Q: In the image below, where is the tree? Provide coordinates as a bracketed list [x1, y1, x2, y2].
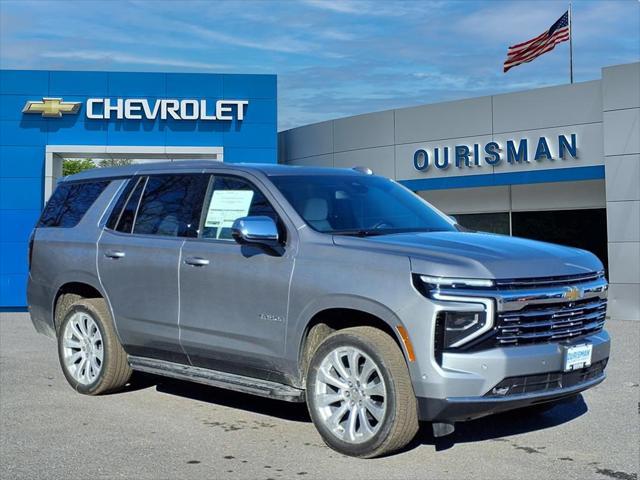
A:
[62, 158, 95, 176]
[98, 158, 134, 168]
[62, 158, 134, 176]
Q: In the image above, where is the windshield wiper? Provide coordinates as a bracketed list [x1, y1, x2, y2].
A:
[331, 229, 387, 237]
[332, 227, 448, 237]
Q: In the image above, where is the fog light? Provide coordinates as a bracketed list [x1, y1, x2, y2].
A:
[492, 386, 510, 396]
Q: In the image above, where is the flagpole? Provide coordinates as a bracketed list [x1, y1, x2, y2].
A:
[569, 2, 574, 83]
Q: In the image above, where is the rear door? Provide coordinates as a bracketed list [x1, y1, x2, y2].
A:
[178, 173, 296, 381]
[98, 173, 209, 363]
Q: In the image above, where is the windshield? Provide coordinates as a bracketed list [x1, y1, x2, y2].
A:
[269, 174, 456, 236]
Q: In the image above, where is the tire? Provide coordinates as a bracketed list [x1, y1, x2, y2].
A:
[57, 298, 132, 395]
[305, 326, 419, 458]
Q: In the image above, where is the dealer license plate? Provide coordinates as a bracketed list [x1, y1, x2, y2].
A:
[564, 344, 593, 372]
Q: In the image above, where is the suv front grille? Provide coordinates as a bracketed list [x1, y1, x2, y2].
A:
[496, 297, 607, 346]
[494, 271, 604, 289]
[434, 271, 608, 354]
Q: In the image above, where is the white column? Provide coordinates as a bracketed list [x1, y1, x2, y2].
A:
[602, 63, 640, 321]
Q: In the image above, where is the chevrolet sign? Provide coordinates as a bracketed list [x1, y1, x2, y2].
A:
[22, 97, 249, 121]
[86, 98, 248, 121]
[22, 98, 82, 118]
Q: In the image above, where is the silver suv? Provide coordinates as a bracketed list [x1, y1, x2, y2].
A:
[28, 162, 610, 458]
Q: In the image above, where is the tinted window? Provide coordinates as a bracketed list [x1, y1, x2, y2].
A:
[201, 176, 279, 240]
[38, 180, 110, 228]
[270, 175, 454, 235]
[133, 174, 209, 237]
[106, 177, 139, 230]
[116, 177, 146, 233]
[513, 209, 608, 271]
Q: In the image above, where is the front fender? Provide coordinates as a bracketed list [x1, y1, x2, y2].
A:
[290, 293, 409, 365]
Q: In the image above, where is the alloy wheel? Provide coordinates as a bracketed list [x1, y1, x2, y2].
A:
[62, 312, 104, 385]
[312, 346, 387, 444]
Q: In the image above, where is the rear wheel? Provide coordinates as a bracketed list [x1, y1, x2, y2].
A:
[306, 326, 419, 458]
[57, 298, 132, 395]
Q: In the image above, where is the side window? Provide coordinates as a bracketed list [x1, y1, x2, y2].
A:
[132, 174, 209, 238]
[116, 177, 146, 233]
[106, 177, 139, 230]
[37, 180, 110, 228]
[201, 176, 280, 241]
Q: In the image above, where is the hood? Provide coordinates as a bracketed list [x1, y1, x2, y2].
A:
[332, 231, 603, 279]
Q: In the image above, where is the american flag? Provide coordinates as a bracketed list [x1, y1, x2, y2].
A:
[504, 11, 570, 73]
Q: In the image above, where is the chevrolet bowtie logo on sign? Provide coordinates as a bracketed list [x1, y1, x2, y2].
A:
[20, 97, 248, 121]
[22, 98, 82, 118]
[564, 286, 582, 302]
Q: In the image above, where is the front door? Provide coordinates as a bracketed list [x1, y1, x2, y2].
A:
[98, 173, 209, 363]
[179, 173, 296, 381]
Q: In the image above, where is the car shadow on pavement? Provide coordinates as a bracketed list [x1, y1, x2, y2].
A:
[145, 374, 311, 423]
[119, 371, 165, 393]
[124, 373, 588, 451]
[410, 395, 589, 452]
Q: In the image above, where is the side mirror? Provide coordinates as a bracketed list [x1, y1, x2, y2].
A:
[448, 215, 458, 224]
[231, 216, 279, 247]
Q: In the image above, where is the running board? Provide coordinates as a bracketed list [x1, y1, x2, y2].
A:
[128, 356, 305, 403]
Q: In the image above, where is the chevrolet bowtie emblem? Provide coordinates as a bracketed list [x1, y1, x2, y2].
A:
[22, 98, 81, 118]
[564, 286, 582, 302]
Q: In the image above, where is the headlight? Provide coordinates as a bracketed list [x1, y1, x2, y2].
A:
[440, 311, 488, 348]
[420, 275, 494, 289]
[431, 294, 495, 353]
[412, 274, 495, 352]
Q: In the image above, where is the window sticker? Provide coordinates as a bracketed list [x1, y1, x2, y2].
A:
[205, 190, 254, 238]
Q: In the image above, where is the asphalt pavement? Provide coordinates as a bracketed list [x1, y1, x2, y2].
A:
[1, 312, 638, 480]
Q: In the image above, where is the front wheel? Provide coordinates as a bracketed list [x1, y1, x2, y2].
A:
[305, 326, 419, 458]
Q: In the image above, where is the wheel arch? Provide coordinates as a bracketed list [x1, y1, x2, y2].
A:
[52, 280, 107, 332]
[296, 296, 413, 384]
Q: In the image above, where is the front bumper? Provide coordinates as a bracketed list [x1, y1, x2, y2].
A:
[415, 330, 610, 422]
[417, 373, 604, 422]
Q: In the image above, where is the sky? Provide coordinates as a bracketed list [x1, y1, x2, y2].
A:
[1, 0, 638, 131]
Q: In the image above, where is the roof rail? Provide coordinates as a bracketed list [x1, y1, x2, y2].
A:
[352, 166, 373, 175]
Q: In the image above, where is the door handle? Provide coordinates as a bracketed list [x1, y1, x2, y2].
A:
[104, 249, 126, 259]
[184, 256, 210, 267]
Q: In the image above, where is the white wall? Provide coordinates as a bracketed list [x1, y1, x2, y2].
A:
[280, 79, 606, 183]
[602, 63, 640, 321]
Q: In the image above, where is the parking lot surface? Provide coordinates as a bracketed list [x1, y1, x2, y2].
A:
[1, 312, 638, 480]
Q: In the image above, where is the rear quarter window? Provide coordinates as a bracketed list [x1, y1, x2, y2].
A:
[105, 176, 142, 231]
[37, 180, 110, 228]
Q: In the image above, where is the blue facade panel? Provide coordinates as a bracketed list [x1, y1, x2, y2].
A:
[48, 71, 109, 96]
[166, 73, 224, 97]
[1, 178, 44, 210]
[0, 146, 44, 178]
[107, 72, 167, 97]
[0, 69, 277, 307]
[222, 74, 276, 98]
[0, 70, 49, 95]
[0, 210, 40, 242]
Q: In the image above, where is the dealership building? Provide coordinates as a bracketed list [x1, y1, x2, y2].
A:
[1, 62, 638, 321]
[279, 62, 639, 321]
